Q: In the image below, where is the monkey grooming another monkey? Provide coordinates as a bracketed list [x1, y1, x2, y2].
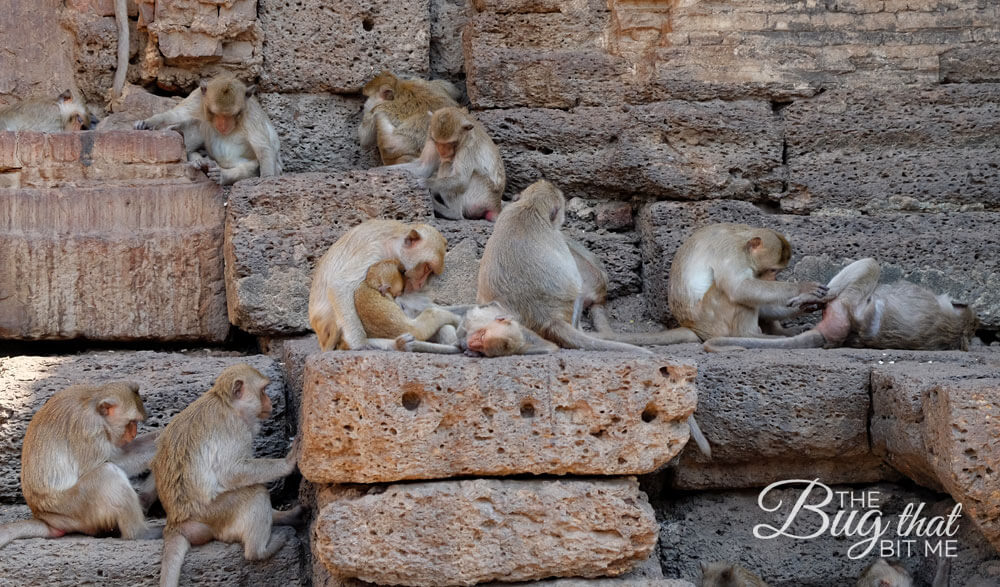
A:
[477, 180, 650, 354]
[0, 91, 95, 132]
[309, 220, 448, 351]
[700, 561, 769, 587]
[350, 259, 461, 350]
[704, 258, 978, 352]
[598, 223, 826, 346]
[391, 107, 505, 221]
[0, 382, 158, 550]
[359, 71, 461, 165]
[152, 364, 302, 587]
[134, 75, 282, 185]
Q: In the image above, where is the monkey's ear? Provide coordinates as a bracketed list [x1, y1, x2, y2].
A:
[746, 236, 763, 251]
[126, 382, 140, 394]
[245, 85, 258, 98]
[550, 206, 560, 223]
[58, 90, 73, 103]
[495, 316, 513, 324]
[200, 80, 209, 94]
[461, 121, 474, 132]
[231, 378, 245, 399]
[378, 284, 391, 295]
[404, 229, 421, 247]
[951, 301, 969, 309]
[699, 562, 708, 572]
[98, 399, 118, 418]
[380, 86, 394, 101]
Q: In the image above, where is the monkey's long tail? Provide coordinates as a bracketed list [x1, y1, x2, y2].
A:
[703, 330, 826, 352]
[597, 327, 702, 346]
[686, 415, 712, 459]
[0, 519, 54, 549]
[159, 527, 191, 587]
[547, 321, 654, 355]
[113, 0, 128, 99]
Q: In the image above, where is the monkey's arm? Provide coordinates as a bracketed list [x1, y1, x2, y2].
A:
[113, 431, 159, 476]
[358, 100, 378, 148]
[388, 138, 439, 178]
[426, 153, 474, 193]
[395, 335, 462, 354]
[135, 90, 201, 130]
[224, 456, 296, 489]
[207, 158, 260, 186]
[246, 101, 282, 177]
[725, 277, 826, 308]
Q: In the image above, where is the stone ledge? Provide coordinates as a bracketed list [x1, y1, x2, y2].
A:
[312, 478, 658, 587]
[0, 181, 228, 341]
[0, 352, 288, 503]
[0, 506, 303, 586]
[298, 351, 697, 484]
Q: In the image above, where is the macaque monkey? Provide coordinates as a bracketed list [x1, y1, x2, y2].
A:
[392, 107, 505, 221]
[358, 71, 460, 165]
[0, 382, 158, 549]
[704, 258, 979, 352]
[309, 220, 448, 351]
[598, 223, 826, 346]
[152, 364, 302, 587]
[477, 180, 650, 354]
[135, 75, 282, 185]
[0, 91, 95, 132]
[400, 301, 559, 356]
[350, 259, 461, 350]
[700, 561, 769, 587]
[855, 559, 915, 587]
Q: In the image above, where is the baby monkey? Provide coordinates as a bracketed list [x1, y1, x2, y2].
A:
[353, 259, 460, 350]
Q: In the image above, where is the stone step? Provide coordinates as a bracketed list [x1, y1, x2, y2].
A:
[311, 478, 658, 587]
[0, 505, 304, 586]
[0, 351, 289, 502]
[0, 135, 227, 341]
[297, 351, 697, 483]
[0, 130, 191, 188]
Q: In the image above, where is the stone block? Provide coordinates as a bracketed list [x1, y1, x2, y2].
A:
[259, 0, 430, 93]
[0, 352, 287, 503]
[313, 478, 658, 586]
[941, 46, 1000, 83]
[0, 505, 302, 586]
[657, 483, 1000, 586]
[872, 361, 1000, 551]
[0, 181, 228, 341]
[783, 85, 1000, 213]
[655, 346, 893, 489]
[257, 93, 378, 173]
[478, 101, 783, 203]
[0, 130, 190, 187]
[299, 351, 697, 483]
[223, 170, 432, 335]
[637, 199, 1000, 330]
[430, 0, 468, 79]
[158, 30, 223, 62]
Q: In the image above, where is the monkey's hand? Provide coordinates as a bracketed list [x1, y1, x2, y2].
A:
[133, 119, 152, 130]
[395, 333, 417, 351]
[788, 283, 830, 308]
[285, 435, 301, 468]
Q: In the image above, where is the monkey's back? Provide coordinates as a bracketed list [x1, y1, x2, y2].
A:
[478, 205, 579, 331]
[0, 100, 61, 132]
[152, 393, 253, 525]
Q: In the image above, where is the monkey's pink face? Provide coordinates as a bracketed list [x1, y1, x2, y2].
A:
[404, 263, 434, 293]
[118, 420, 139, 447]
[257, 387, 273, 420]
[212, 114, 237, 135]
[435, 141, 456, 163]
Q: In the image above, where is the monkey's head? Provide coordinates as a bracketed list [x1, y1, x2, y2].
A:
[944, 299, 979, 351]
[463, 303, 526, 357]
[428, 107, 474, 164]
[515, 180, 566, 227]
[857, 558, 912, 587]
[365, 259, 405, 298]
[201, 76, 253, 136]
[363, 71, 398, 102]
[57, 90, 93, 131]
[211, 364, 273, 423]
[94, 381, 146, 448]
[397, 224, 447, 293]
[745, 228, 792, 280]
